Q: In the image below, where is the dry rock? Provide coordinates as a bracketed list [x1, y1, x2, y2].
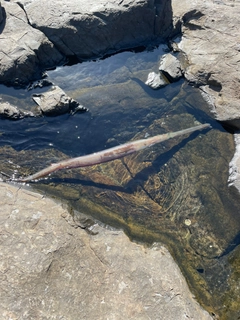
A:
[159, 53, 183, 81]
[19, 0, 172, 59]
[145, 71, 168, 89]
[172, 0, 240, 127]
[0, 181, 212, 320]
[0, 1, 64, 86]
[0, 0, 172, 86]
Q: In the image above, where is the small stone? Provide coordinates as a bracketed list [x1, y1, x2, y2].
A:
[184, 218, 192, 226]
[145, 71, 168, 89]
[159, 53, 183, 81]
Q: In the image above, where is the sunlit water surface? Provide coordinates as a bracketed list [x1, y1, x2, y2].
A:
[0, 46, 240, 318]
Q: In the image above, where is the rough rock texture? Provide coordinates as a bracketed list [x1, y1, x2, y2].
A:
[171, 0, 240, 194]
[159, 53, 183, 81]
[32, 85, 87, 116]
[19, 0, 172, 59]
[0, 182, 212, 320]
[0, 101, 26, 119]
[0, 0, 172, 86]
[145, 71, 168, 89]
[0, 1, 64, 86]
[172, 0, 240, 127]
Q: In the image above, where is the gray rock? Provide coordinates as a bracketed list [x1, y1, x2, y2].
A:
[145, 71, 168, 89]
[159, 53, 183, 81]
[171, 0, 240, 195]
[0, 101, 34, 119]
[17, 0, 172, 60]
[32, 85, 87, 116]
[172, 0, 240, 127]
[0, 181, 213, 320]
[0, 1, 64, 86]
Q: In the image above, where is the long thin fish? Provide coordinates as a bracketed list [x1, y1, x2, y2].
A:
[13, 123, 210, 183]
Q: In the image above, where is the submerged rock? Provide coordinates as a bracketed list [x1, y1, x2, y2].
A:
[0, 101, 34, 119]
[32, 85, 87, 116]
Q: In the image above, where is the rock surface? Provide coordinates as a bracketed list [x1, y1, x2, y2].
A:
[145, 71, 168, 89]
[0, 101, 29, 119]
[159, 53, 183, 81]
[172, 0, 240, 128]
[0, 181, 212, 320]
[171, 0, 240, 194]
[20, 0, 172, 59]
[32, 85, 87, 116]
[0, 1, 64, 86]
[0, 0, 172, 86]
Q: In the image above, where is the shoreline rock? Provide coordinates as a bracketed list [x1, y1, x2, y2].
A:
[0, 0, 173, 87]
[0, 181, 213, 320]
[0, 1, 65, 87]
[171, 0, 240, 192]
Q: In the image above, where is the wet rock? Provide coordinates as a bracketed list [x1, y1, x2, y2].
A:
[145, 71, 168, 89]
[32, 85, 87, 116]
[0, 1, 65, 87]
[0, 181, 213, 320]
[159, 53, 183, 82]
[0, 101, 34, 119]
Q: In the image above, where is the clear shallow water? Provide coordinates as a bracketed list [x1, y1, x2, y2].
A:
[0, 46, 240, 318]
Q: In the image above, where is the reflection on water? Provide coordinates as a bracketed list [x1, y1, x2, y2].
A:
[0, 46, 240, 319]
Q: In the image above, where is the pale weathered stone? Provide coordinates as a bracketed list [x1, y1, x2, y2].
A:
[171, 0, 240, 193]
[172, 0, 240, 127]
[145, 71, 168, 89]
[159, 53, 183, 81]
[0, 181, 212, 320]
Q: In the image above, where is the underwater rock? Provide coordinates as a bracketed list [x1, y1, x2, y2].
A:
[0, 101, 34, 120]
[145, 71, 169, 89]
[32, 85, 87, 116]
[159, 53, 183, 82]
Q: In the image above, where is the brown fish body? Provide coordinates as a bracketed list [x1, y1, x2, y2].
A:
[15, 123, 210, 182]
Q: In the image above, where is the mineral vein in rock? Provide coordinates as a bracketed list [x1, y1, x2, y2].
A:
[14, 123, 210, 183]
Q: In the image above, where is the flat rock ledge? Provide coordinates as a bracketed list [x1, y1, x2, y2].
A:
[0, 181, 212, 320]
